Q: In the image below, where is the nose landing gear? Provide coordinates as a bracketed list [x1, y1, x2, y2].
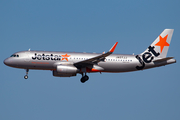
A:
[24, 69, 29, 79]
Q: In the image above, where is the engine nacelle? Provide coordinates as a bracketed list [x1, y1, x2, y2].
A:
[53, 65, 78, 77]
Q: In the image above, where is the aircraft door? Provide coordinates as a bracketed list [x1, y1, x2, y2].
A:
[24, 52, 30, 62]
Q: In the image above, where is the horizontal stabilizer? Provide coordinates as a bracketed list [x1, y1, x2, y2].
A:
[153, 57, 174, 62]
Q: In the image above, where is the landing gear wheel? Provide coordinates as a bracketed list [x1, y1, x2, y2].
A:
[80, 75, 89, 83]
[80, 78, 86, 83]
[24, 75, 28, 79]
[84, 75, 89, 80]
[24, 69, 29, 79]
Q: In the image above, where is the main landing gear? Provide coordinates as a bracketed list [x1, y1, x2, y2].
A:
[24, 69, 29, 79]
[80, 73, 89, 83]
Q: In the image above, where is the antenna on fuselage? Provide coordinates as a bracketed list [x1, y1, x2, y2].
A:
[28, 48, 31, 51]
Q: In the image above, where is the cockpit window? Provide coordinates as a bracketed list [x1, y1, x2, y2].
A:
[10, 54, 19, 57]
[10, 55, 15, 57]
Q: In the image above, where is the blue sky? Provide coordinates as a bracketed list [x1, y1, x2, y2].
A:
[0, 0, 180, 120]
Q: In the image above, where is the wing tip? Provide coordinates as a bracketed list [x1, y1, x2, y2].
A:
[109, 42, 118, 53]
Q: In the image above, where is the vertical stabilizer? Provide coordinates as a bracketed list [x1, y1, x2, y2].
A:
[141, 29, 174, 58]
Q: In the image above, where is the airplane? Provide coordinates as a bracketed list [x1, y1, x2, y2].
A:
[4, 29, 176, 83]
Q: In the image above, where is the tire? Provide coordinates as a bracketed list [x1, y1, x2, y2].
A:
[80, 78, 86, 83]
[84, 75, 89, 80]
[24, 75, 28, 79]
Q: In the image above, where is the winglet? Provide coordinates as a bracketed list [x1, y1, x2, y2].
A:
[109, 42, 118, 53]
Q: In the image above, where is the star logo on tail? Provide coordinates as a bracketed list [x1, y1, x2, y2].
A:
[61, 54, 71, 61]
[155, 35, 169, 53]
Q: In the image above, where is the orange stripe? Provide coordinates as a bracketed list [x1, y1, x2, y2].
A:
[86, 68, 103, 72]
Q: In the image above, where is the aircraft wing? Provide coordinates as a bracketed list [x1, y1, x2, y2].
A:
[74, 42, 118, 68]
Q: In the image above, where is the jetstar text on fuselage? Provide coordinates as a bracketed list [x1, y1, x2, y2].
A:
[32, 53, 62, 61]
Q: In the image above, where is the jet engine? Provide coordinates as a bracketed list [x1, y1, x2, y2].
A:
[53, 65, 78, 77]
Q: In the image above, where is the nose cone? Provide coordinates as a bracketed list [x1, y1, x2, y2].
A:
[4, 58, 11, 66]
